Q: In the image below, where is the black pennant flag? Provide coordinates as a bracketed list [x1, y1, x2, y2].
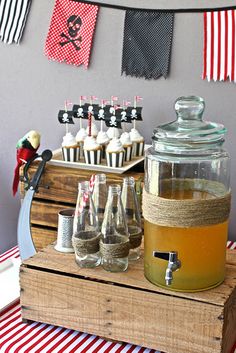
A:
[122, 11, 174, 80]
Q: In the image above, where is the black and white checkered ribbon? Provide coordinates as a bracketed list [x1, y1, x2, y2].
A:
[122, 11, 174, 80]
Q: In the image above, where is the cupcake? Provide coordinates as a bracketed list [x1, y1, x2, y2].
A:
[86, 122, 98, 138]
[106, 138, 125, 168]
[62, 132, 80, 162]
[76, 128, 87, 158]
[96, 131, 110, 159]
[120, 132, 133, 162]
[129, 128, 145, 157]
[83, 136, 102, 165]
[107, 127, 120, 140]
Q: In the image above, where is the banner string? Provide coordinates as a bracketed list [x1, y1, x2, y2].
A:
[70, 0, 236, 13]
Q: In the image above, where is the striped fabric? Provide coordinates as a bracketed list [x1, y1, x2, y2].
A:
[84, 149, 101, 165]
[0, 245, 20, 263]
[132, 142, 144, 157]
[0, 244, 235, 353]
[203, 10, 236, 82]
[0, 0, 31, 44]
[62, 147, 80, 162]
[123, 145, 132, 162]
[106, 151, 124, 168]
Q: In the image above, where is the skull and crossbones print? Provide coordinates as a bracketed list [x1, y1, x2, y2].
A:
[88, 105, 94, 114]
[110, 116, 117, 126]
[59, 15, 82, 51]
[62, 112, 69, 123]
[121, 110, 127, 121]
[98, 108, 105, 119]
[77, 107, 84, 118]
[131, 108, 137, 119]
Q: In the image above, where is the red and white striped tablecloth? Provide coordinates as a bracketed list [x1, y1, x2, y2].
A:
[0, 244, 236, 353]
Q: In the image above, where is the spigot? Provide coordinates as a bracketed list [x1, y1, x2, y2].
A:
[153, 251, 181, 286]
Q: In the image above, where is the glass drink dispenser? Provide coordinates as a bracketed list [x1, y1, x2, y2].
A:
[143, 96, 231, 292]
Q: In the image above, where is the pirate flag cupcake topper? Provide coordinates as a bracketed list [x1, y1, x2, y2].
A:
[73, 95, 87, 128]
[130, 95, 143, 130]
[58, 100, 74, 133]
[74, 96, 88, 147]
[98, 99, 109, 131]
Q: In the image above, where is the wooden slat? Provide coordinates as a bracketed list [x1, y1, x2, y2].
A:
[226, 250, 236, 265]
[20, 162, 144, 204]
[31, 201, 73, 228]
[222, 286, 236, 353]
[20, 267, 224, 353]
[22, 245, 236, 307]
[31, 227, 57, 251]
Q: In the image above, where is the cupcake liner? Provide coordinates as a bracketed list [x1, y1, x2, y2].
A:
[62, 146, 80, 162]
[106, 151, 124, 167]
[124, 145, 133, 162]
[132, 141, 144, 157]
[100, 143, 109, 159]
[78, 141, 85, 159]
[84, 149, 102, 165]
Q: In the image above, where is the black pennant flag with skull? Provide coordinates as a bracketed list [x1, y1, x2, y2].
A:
[58, 110, 74, 124]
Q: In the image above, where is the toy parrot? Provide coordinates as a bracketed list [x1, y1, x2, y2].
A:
[12, 130, 41, 196]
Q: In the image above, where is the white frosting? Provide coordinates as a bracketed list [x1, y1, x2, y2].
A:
[86, 123, 98, 137]
[84, 136, 100, 151]
[120, 132, 132, 146]
[76, 128, 87, 143]
[107, 127, 120, 139]
[106, 137, 124, 153]
[96, 131, 110, 145]
[129, 128, 144, 142]
[62, 132, 77, 147]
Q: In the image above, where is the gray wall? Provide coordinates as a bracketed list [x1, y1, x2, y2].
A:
[1, 0, 236, 253]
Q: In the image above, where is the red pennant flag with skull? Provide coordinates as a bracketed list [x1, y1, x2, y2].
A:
[44, 0, 99, 68]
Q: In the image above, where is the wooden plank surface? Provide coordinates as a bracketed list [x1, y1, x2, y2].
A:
[31, 201, 73, 228]
[222, 286, 236, 353]
[20, 267, 224, 353]
[22, 245, 236, 306]
[31, 227, 57, 251]
[20, 163, 144, 204]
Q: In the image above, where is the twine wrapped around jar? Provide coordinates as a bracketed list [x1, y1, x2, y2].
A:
[72, 232, 100, 257]
[100, 236, 130, 259]
[129, 231, 143, 249]
[142, 179, 231, 228]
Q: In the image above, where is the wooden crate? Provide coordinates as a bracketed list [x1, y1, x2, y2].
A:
[20, 162, 144, 251]
[20, 246, 236, 353]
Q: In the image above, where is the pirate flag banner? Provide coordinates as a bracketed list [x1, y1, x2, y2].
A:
[202, 9, 236, 82]
[121, 11, 174, 80]
[44, 0, 99, 68]
[0, 0, 32, 44]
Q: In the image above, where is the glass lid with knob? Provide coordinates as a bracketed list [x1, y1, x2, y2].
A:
[152, 96, 227, 153]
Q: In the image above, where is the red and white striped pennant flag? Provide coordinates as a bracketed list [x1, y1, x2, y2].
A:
[203, 10, 236, 82]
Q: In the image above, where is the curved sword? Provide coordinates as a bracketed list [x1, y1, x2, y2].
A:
[17, 150, 52, 261]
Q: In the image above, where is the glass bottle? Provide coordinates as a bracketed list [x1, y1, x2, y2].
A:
[72, 181, 101, 268]
[121, 177, 142, 260]
[144, 96, 230, 292]
[91, 174, 108, 231]
[101, 184, 130, 272]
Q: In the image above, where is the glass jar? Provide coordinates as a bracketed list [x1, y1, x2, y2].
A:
[72, 181, 101, 268]
[121, 177, 142, 260]
[143, 96, 231, 292]
[101, 184, 130, 272]
[91, 174, 108, 231]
